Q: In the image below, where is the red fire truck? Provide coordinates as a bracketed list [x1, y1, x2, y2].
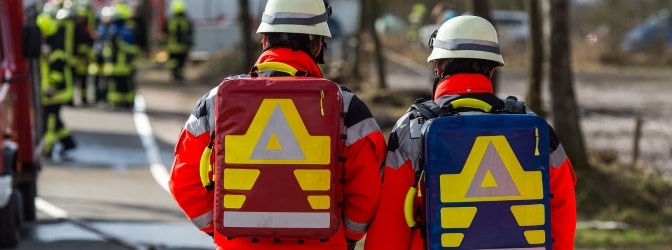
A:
[0, 0, 43, 247]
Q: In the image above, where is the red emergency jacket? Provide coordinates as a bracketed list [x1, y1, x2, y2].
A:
[169, 48, 386, 250]
[364, 74, 577, 250]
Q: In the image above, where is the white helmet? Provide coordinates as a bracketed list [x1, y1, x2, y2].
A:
[427, 15, 504, 66]
[256, 0, 332, 38]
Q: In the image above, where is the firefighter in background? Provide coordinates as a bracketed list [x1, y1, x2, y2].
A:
[162, 0, 193, 83]
[75, 0, 97, 37]
[37, 12, 77, 156]
[102, 1, 139, 109]
[407, 3, 426, 45]
[72, 2, 94, 105]
[88, 5, 115, 105]
[52, 2, 78, 107]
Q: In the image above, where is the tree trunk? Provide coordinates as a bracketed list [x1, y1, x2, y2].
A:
[525, 0, 545, 117]
[369, 0, 387, 89]
[549, 0, 589, 169]
[470, 0, 499, 93]
[238, 0, 255, 71]
[350, 0, 366, 86]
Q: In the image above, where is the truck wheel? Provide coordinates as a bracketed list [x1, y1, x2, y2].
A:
[17, 179, 37, 222]
[0, 191, 23, 248]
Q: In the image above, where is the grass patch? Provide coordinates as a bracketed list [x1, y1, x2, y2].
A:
[576, 228, 672, 249]
[573, 149, 672, 248]
[577, 150, 672, 228]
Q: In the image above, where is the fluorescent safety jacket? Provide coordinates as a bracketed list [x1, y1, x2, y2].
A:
[102, 20, 138, 77]
[41, 19, 75, 105]
[364, 74, 577, 250]
[169, 48, 386, 250]
[163, 13, 193, 54]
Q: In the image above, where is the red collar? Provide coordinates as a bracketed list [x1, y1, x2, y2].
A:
[254, 48, 323, 78]
[434, 74, 494, 100]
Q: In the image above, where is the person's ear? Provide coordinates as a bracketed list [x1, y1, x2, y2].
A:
[312, 38, 324, 57]
[261, 36, 268, 48]
[435, 60, 444, 77]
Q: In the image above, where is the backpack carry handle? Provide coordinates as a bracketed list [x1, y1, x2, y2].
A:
[199, 142, 214, 190]
[404, 187, 418, 228]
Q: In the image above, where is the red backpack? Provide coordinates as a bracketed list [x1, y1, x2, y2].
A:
[203, 76, 345, 240]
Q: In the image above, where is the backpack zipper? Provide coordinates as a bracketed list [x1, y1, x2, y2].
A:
[534, 128, 540, 156]
[320, 90, 325, 116]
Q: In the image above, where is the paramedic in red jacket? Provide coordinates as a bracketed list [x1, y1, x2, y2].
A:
[364, 16, 577, 250]
[168, 0, 386, 249]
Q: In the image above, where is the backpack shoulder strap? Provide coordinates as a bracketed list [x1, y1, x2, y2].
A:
[409, 98, 442, 120]
[499, 96, 527, 114]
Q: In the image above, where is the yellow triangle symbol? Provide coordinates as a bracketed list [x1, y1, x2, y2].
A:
[265, 133, 283, 150]
[480, 170, 498, 188]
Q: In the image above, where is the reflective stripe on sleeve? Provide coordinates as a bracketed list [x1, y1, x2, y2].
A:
[386, 113, 423, 172]
[550, 144, 568, 168]
[344, 216, 369, 234]
[342, 90, 354, 114]
[223, 212, 330, 228]
[345, 117, 380, 146]
[185, 87, 217, 137]
[185, 114, 209, 137]
[385, 147, 407, 170]
[191, 209, 214, 230]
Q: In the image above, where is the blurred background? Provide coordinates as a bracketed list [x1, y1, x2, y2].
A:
[2, 0, 672, 249]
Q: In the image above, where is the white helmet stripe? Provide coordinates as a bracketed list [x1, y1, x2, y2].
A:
[432, 38, 501, 55]
[262, 11, 329, 25]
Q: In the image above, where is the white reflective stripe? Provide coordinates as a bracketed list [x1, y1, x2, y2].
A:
[385, 149, 407, 171]
[432, 38, 501, 54]
[345, 117, 380, 146]
[550, 144, 568, 168]
[185, 114, 209, 137]
[191, 210, 214, 230]
[342, 91, 354, 113]
[185, 87, 217, 137]
[262, 11, 329, 25]
[223, 211, 330, 228]
[344, 216, 369, 233]
[389, 113, 424, 172]
[0, 176, 12, 207]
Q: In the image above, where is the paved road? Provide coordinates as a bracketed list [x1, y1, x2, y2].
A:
[16, 88, 213, 249]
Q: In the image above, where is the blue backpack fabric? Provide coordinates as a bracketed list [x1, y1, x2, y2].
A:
[413, 96, 552, 249]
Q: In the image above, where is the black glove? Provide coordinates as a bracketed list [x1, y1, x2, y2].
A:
[346, 238, 358, 250]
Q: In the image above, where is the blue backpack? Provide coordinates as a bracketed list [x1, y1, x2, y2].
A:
[411, 95, 552, 250]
